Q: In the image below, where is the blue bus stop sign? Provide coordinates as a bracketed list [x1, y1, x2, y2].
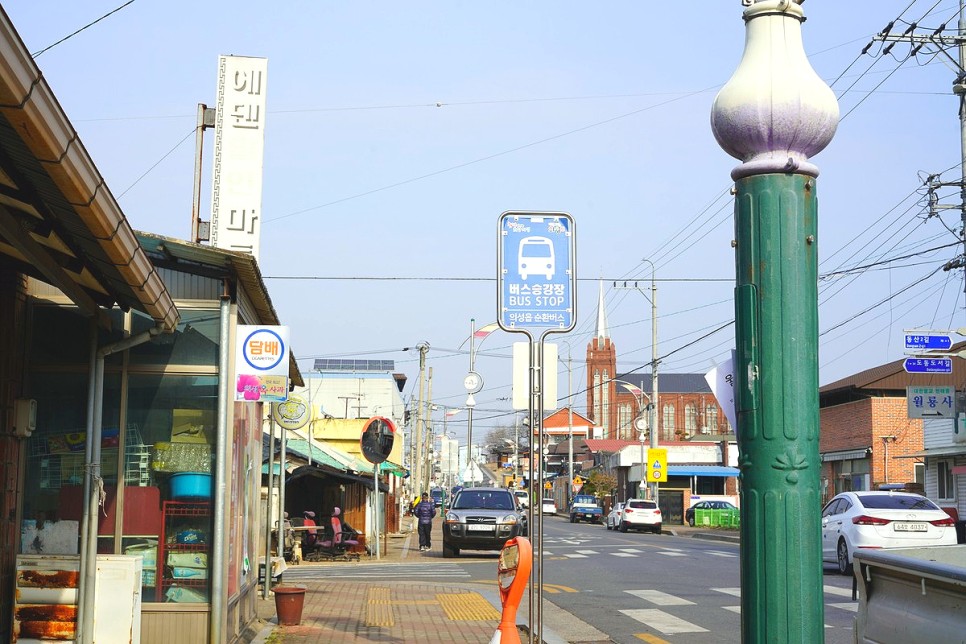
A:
[903, 357, 953, 374]
[498, 212, 576, 333]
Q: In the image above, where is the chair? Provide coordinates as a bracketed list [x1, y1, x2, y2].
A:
[306, 507, 361, 561]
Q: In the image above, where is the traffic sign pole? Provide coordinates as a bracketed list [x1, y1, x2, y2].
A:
[497, 211, 575, 644]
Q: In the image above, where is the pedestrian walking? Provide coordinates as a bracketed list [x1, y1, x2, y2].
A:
[414, 492, 436, 551]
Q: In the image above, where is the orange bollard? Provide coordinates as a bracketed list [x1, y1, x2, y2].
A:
[490, 536, 532, 644]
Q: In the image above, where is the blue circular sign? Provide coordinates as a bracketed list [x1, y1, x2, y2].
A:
[242, 328, 286, 371]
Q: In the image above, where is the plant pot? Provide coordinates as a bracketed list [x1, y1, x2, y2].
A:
[274, 586, 306, 625]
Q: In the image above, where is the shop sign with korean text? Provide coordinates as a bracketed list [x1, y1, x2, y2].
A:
[235, 325, 289, 403]
[906, 386, 955, 419]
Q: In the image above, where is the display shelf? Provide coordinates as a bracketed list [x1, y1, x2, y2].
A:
[157, 500, 210, 602]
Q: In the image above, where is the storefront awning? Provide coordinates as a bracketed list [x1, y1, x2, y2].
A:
[668, 465, 739, 477]
[821, 448, 871, 462]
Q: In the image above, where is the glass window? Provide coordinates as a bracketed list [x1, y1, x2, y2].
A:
[937, 461, 955, 501]
[856, 493, 940, 511]
[129, 309, 221, 366]
[22, 372, 122, 535]
[126, 374, 218, 603]
[706, 405, 718, 433]
[29, 305, 124, 365]
[663, 404, 675, 435]
[685, 404, 697, 433]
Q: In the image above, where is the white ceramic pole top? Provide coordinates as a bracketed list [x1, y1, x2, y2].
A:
[711, 0, 839, 180]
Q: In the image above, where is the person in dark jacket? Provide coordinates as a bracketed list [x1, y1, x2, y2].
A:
[414, 492, 436, 551]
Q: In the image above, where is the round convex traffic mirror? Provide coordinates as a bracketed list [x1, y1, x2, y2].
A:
[360, 416, 395, 464]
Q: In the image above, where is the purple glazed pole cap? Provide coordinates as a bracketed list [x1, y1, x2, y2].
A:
[711, 0, 838, 180]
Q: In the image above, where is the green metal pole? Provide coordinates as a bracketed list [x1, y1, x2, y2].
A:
[734, 173, 823, 643]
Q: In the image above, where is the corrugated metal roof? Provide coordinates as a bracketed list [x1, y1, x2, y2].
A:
[137, 231, 303, 386]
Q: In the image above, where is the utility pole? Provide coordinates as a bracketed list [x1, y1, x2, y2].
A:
[567, 349, 574, 508]
[423, 367, 434, 494]
[614, 260, 658, 503]
[413, 342, 429, 497]
[874, 2, 966, 288]
[712, 1, 837, 642]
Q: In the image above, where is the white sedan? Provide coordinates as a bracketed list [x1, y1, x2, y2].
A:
[541, 498, 557, 515]
[605, 502, 625, 530]
[821, 491, 957, 575]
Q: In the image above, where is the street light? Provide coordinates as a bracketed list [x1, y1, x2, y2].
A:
[614, 379, 651, 499]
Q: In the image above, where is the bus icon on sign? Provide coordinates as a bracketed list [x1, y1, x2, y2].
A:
[518, 236, 555, 280]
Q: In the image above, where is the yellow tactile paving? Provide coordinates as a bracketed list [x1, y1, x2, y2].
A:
[436, 592, 502, 621]
[365, 586, 394, 627]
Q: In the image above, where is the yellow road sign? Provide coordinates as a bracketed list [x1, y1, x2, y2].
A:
[544, 481, 552, 490]
[573, 475, 584, 486]
[647, 448, 668, 483]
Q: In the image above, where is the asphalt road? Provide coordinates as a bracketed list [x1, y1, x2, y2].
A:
[282, 515, 858, 643]
[531, 514, 856, 643]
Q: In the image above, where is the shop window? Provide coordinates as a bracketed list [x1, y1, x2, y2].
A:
[129, 308, 221, 366]
[29, 305, 124, 365]
[126, 374, 218, 603]
[22, 372, 122, 554]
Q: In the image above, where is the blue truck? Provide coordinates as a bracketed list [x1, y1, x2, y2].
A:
[569, 494, 603, 524]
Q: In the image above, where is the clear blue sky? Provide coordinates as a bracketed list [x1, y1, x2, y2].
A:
[6, 2, 963, 445]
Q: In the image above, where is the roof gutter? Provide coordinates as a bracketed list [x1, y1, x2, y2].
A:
[0, 7, 178, 332]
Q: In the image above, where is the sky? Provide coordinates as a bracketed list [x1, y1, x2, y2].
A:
[6, 1, 966, 448]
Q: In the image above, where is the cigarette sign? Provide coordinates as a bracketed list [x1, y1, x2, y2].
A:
[235, 325, 290, 402]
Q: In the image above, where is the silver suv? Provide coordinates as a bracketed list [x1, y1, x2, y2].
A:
[442, 487, 525, 557]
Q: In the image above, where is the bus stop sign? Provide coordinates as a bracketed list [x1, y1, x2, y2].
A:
[498, 211, 576, 333]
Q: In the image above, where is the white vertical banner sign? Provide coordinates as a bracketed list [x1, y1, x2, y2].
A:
[234, 325, 290, 402]
[210, 55, 268, 260]
[705, 350, 737, 435]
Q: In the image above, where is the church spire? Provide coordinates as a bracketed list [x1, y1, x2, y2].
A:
[595, 280, 608, 341]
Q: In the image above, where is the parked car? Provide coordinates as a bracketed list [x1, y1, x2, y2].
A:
[617, 499, 662, 533]
[541, 498, 557, 515]
[686, 500, 738, 526]
[821, 491, 957, 575]
[430, 488, 446, 508]
[442, 487, 526, 558]
[605, 502, 625, 530]
[513, 489, 529, 510]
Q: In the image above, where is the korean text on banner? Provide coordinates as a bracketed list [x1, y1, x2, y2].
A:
[705, 350, 737, 435]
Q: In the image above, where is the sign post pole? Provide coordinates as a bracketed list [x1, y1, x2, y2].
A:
[498, 211, 576, 644]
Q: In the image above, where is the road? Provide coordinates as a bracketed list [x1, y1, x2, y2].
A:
[282, 514, 857, 643]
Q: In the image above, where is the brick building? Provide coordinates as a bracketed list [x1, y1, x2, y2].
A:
[817, 356, 957, 503]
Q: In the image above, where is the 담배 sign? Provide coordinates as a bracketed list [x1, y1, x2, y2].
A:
[498, 211, 576, 332]
[234, 325, 290, 402]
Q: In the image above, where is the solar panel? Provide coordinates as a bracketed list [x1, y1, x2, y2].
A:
[313, 358, 395, 372]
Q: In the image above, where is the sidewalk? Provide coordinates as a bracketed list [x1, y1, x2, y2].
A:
[246, 515, 738, 643]
[248, 515, 528, 644]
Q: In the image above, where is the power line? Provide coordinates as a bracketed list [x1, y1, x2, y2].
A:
[32, 1, 136, 58]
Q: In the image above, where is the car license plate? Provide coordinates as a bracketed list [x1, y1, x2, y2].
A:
[894, 522, 928, 532]
[467, 524, 494, 531]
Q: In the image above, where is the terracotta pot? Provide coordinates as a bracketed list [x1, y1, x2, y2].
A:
[274, 586, 306, 625]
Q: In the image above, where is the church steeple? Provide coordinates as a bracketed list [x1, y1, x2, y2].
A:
[595, 280, 608, 341]
[587, 280, 617, 438]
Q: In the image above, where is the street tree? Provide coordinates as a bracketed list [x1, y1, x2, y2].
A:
[583, 470, 617, 499]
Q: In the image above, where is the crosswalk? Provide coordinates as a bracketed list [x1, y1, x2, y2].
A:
[618, 586, 857, 635]
[280, 562, 471, 581]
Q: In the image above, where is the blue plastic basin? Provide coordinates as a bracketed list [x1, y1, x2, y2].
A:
[170, 472, 212, 499]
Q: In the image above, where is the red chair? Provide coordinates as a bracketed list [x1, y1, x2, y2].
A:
[306, 507, 360, 561]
